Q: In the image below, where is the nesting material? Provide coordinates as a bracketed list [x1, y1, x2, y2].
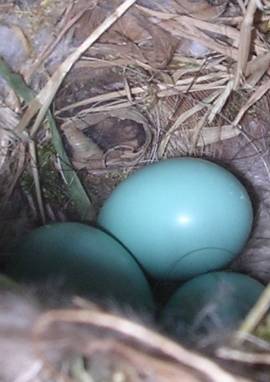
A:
[1, 0, 270, 381]
[0, 283, 255, 382]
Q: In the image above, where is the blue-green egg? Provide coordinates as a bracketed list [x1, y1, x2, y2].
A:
[160, 272, 264, 342]
[5, 223, 154, 310]
[98, 158, 253, 280]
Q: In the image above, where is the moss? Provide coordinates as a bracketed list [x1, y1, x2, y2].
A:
[21, 141, 70, 209]
[37, 141, 69, 205]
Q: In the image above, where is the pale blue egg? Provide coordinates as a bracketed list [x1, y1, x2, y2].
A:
[98, 158, 253, 280]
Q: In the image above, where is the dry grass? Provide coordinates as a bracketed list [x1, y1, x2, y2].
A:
[32, 307, 251, 382]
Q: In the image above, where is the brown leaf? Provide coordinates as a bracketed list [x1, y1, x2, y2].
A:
[74, 2, 177, 68]
[175, 0, 227, 20]
[60, 120, 104, 170]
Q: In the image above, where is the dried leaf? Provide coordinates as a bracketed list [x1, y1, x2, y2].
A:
[75, 4, 177, 68]
[174, 0, 227, 20]
[15, 0, 138, 137]
[70, 107, 152, 169]
[60, 120, 104, 169]
[246, 52, 270, 87]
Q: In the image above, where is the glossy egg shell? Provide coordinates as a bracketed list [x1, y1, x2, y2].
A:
[98, 158, 253, 280]
[6, 223, 154, 310]
[160, 271, 264, 341]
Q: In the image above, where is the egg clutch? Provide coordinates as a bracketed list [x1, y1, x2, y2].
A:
[5, 158, 264, 336]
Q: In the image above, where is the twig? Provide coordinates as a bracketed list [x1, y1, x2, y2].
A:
[237, 0, 247, 13]
[234, 0, 258, 89]
[27, 3, 85, 79]
[3, 142, 26, 204]
[34, 309, 250, 382]
[70, 357, 94, 382]
[217, 347, 270, 365]
[29, 141, 46, 224]
[56, 74, 230, 116]
[208, 79, 234, 123]
[191, 110, 209, 152]
[233, 284, 270, 345]
[14, 361, 43, 382]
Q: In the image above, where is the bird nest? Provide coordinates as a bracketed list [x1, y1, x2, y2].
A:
[1, 0, 270, 381]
